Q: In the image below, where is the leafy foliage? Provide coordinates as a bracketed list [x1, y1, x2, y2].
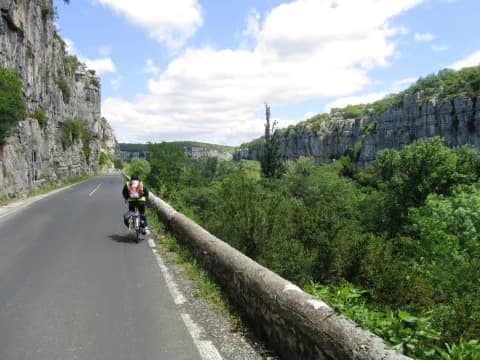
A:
[146, 142, 189, 199]
[60, 118, 92, 161]
[0, 68, 25, 144]
[32, 108, 47, 128]
[406, 67, 480, 102]
[90, 76, 100, 88]
[306, 281, 441, 358]
[125, 157, 151, 181]
[63, 55, 80, 75]
[41, 2, 55, 22]
[332, 104, 368, 120]
[119, 143, 149, 152]
[142, 135, 480, 358]
[261, 103, 284, 178]
[56, 78, 70, 103]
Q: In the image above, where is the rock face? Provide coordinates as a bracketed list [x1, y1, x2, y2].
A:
[0, 0, 117, 198]
[235, 94, 480, 166]
[185, 146, 233, 161]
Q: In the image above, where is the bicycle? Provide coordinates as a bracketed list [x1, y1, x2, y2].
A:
[130, 206, 141, 243]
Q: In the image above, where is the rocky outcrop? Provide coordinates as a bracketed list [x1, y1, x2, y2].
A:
[0, 0, 117, 198]
[185, 146, 233, 161]
[235, 94, 480, 166]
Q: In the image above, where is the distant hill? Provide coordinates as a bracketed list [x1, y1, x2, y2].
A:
[120, 141, 235, 161]
[120, 141, 235, 153]
[119, 143, 149, 152]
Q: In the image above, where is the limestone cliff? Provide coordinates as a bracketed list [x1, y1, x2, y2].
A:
[0, 0, 117, 198]
[235, 93, 480, 167]
[185, 146, 233, 161]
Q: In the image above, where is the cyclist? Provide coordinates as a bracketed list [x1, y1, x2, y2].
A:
[122, 174, 150, 235]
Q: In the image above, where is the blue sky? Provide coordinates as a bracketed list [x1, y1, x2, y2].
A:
[54, 0, 480, 146]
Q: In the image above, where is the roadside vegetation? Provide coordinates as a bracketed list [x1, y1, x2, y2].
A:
[137, 136, 480, 359]
[122, 67, 480, 358]
[146, 214, 244, 330]
[0, 174, 95, 206]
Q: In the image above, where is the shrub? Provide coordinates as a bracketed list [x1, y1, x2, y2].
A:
[32, 108, 47, 128]
[63, 55, 80, 75]
[332, 104, 368, 120]
[61, 118, 93, 162]
[0, 68, 25, 143]
[41, 2, 55, 22]
[90, 76, 100, 88]
[56, 78, 70, 103]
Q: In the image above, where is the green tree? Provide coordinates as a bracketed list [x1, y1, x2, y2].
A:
[407, 186, 480, 342]
[127, 157, 151, 181]
[146, 142, 189, 198]
[261, 103, 283, 178]
[0, 68, 25, 144]
[365, 137, 474, 234]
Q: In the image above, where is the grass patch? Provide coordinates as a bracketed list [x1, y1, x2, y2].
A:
[0, 174, 95, 207]
[27, 174, 94, 197]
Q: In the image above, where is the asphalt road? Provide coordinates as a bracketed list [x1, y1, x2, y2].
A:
[0, 175, 203, 360]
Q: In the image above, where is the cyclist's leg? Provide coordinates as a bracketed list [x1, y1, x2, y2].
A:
[138, 203, 147, 226]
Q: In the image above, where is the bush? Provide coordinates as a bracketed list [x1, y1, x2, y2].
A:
[113, 158, 124, 170]
[127, 158, 151, 181]
[63, 55, 80, 75]
[41, 2, 55, 22]
[56, 78, 70, 103]
[0, 68, 25, 143]
[32, 108, 47, 128]
[61, 118, 93, 161]
[90, 77, 100, 88]
[98, 152, 108, 166]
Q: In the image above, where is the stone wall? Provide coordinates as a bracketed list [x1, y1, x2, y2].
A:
[0, 0, 117, 198]
[148, 193, 411, 360]
[235, 94, 480, 166]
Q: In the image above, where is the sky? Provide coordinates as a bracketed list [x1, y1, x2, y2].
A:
[53, 0, 480, 146]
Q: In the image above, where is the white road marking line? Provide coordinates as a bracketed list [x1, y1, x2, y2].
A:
[149, 239, 223, 359]
[89, 184, 102, 196]
[152, 250, 186, 305]
[148, 238, 156, 248]
[180, 313, 223, 360]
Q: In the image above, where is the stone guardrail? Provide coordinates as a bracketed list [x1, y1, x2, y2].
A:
[147, 193, 410, 360]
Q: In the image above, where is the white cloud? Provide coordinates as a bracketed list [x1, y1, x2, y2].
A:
[448, 49, 480, 70]
[414, 32, 435, 41]
[242, 9, 260, 41]
[64, 38, 116, 75]
[94, 0, 203, 49]
[103, 0, 424, 145]
[324, 92, 389, 112]
[83, 57, 116, 75]
[432, 44, 448, 52]
[143, 58, 160, 75]
[393, 77, 417, 88]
